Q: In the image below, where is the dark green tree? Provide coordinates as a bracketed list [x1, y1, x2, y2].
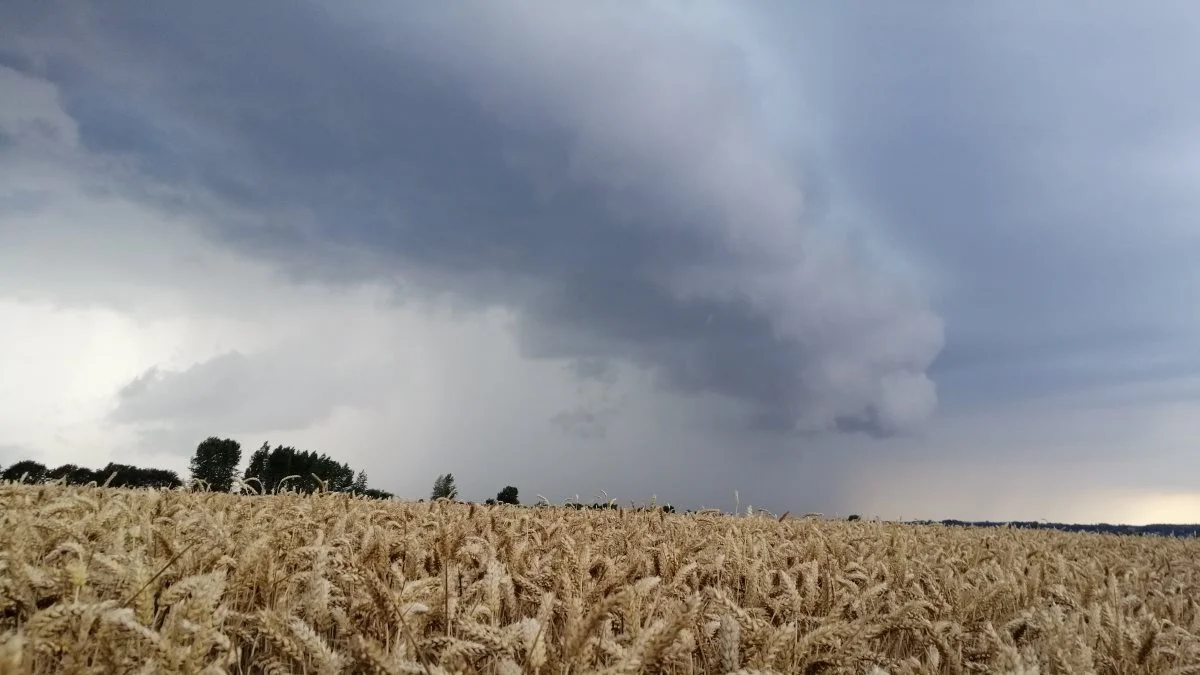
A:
[352, 470, 368, 493]
[359, 488, 394, 500]
[431, 473, 458, 500]
[41, 462, 179, 489]
[47, 464, 99, 485]
[496, 485, 519, 505]
[189, 437, 243, 492]
[96, 463, 181, 489]
[243, 443, 357, 494]
[187, 437, 241, 487]
[1, 460, 47, 483]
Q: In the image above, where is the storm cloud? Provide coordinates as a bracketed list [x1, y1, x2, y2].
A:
[3, 0, 943, 437]
[3, 2, 1200, 521]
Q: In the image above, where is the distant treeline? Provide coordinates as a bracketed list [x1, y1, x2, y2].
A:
[240, 442, 392, 499]
[0, 437, 394, 500]
[921, 519, 1200, 539]
[0, 459, 182, 489]
[5, 452, 1195, 534]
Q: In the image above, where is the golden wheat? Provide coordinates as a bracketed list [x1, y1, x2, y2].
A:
[0, 484, 1198, 674]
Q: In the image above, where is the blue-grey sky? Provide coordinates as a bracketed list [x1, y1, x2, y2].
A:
[2, 2, 1199, 523]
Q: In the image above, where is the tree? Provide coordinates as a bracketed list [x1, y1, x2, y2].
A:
[1, 460, 47, 484]
[352, 470, 368, 493]
[97, 463, 181, 489]
[189, 437, 243, 492]
[496, 485, 519, 505]
[1, 460, 178, 489]
[359, 487, 394, 500]
[431, 473, 458, 500]
[47, 464, 98, 485]
[242, 443, 358, 494]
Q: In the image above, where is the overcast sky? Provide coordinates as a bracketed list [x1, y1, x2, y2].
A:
[2, 2, 1199, 524]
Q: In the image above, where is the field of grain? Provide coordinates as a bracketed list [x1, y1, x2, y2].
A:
[1, 485, 1198, 674]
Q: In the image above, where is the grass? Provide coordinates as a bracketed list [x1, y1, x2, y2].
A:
[1, 483, 1198, 674]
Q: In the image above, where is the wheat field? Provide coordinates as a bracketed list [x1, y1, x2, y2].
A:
[1, 485, 1198, 674]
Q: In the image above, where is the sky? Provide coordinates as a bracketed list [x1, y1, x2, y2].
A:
[2, 2, 1199, 524]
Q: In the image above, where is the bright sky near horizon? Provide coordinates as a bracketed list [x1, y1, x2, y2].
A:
[2, 2, 1200, 524]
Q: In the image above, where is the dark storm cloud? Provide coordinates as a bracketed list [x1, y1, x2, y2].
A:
[564, 358, 619, 385]
[1, 1, 944, 437]
[764, 4, 1200, 412]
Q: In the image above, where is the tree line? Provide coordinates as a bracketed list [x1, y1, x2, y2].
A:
[2, 445, 674, 512]
[427, 473, 675, 512]
[0, 436, 393, 499]
[430, 473, 520, 506]
[0, 459, 182, 489]
[192, 437, 393, 499]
